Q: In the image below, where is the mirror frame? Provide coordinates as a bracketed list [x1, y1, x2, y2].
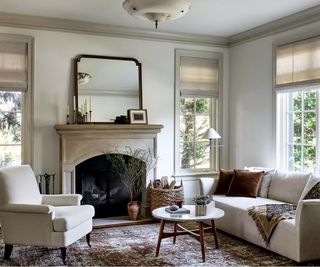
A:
[74, 54, 143, 124]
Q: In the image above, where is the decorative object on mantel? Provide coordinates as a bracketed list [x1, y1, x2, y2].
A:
[114, 115, 129, 124]
[128, 109, 148, 124]
[36, 173, 55, 194]
[122, 0, 191, 29]
[193, 195, 214, 216]
[106, 147, 157, 220]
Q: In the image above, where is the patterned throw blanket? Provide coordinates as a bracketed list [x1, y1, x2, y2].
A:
[248, 204, 296, 246]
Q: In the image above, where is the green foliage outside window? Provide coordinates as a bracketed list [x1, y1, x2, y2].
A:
[289, 91, 317, 172]
[179, 97, 211, 170]
[0, 91, 22, 168]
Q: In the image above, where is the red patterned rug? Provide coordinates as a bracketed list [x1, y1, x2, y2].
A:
[0, 222, 318, 266]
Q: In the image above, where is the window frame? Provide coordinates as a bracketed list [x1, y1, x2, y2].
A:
[273, 32, 320, 172]
[174, 49, 223, 176]
[0, 34, 34, 167]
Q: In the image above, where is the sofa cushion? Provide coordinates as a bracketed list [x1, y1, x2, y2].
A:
[226, 169, 263, 198]
[268, 170, 310, 204]
[245, 167, 275, 198]
[214, 169, 234, 195]
[53, 205, 94, 232]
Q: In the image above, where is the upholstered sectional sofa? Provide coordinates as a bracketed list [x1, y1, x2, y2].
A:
[199, 168, 320, 263]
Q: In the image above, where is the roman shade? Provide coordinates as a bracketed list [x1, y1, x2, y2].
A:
[180, 56, 219, 98]
[275, 35, 320, 90]
[0, 41, 28, 91]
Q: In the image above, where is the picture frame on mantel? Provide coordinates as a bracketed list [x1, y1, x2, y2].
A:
[128, 109, 148, 124]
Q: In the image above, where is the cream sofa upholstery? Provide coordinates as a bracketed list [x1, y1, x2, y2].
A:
[200, 169, 320, 263]
[0, 165, 95, 264]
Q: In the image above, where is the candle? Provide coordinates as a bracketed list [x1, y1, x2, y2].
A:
[66, 105, 70, 116]
[89, 96, 92, 111]
[84, 100, 87, 113]
[73, 96, 76, 111]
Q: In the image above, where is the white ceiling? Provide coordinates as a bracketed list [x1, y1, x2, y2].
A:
[1, 0, 320, 37]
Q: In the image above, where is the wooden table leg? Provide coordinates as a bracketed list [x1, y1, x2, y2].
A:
[173, 221, 178, 244]
[156, 219, 166, 257]
[211, 220, 219, 249]
[199, 222, 205, 262]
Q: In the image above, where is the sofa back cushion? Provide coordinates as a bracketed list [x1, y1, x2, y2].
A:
[268, 169, 310, 204]
[0, 165, 41, 206]
[226, 169, 264, 198]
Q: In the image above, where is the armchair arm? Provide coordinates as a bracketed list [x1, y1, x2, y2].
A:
[0, 203, 54, 214]
[41, 194, 82, 206]
[296, 199, 320, 261]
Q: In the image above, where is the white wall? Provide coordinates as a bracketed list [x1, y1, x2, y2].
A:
[0, 26, 229, 193]
[229, 21, 320, 168]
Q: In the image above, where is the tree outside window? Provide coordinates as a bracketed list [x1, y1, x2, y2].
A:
[0, 91, 22, 167]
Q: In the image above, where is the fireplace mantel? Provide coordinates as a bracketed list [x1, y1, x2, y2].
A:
[55, 124, 163, 216]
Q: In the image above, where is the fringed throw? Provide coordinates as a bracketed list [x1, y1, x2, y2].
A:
[248, 204, 296, 246]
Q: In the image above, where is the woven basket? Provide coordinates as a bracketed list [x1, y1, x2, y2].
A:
[150, 187, 184, 211]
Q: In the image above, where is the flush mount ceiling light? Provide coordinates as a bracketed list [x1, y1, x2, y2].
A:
[122, 0, 191, 29]
[78, 72, 91, 85]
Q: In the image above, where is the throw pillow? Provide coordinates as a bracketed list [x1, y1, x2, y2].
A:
[226, 169, 263, 198]
[245, 167, 275, 198]
[304, 181, 320, 199]
[214, 169, 234, 195]
[299, 174, 320, 201]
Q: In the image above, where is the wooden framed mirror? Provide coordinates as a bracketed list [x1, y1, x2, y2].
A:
[74, 54, 142, 123]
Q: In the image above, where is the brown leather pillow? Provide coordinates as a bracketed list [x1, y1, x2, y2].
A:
[226, 169, 263, 198]
[214, 169, 234, 195]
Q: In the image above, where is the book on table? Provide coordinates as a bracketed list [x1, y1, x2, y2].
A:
[165, 207, 190, 214]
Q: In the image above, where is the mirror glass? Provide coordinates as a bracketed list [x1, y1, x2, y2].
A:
[75, 55, 142, 123]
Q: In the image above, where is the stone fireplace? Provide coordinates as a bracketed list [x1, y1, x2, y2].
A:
[55, 124, 163, 217]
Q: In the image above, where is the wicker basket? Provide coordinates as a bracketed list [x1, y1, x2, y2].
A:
[150, 187, 184, 211]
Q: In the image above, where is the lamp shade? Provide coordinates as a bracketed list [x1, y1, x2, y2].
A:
[203, 128, 221, 140]
[122, 0, 191, 28]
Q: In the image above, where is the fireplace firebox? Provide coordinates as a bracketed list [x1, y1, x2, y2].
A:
[76, 154, 143, 218]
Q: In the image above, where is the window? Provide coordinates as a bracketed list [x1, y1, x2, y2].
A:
[0, 35, 33, 168]
[275, 35, 320, 173]
[175, 50, 222, 174]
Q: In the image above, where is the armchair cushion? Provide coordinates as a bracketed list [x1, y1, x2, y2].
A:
[42, 194, 82, 206]
[53, 205, 94, 232]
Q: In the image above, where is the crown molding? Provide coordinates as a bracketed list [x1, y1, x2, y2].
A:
[228, 4, 320, 46]
[0, 12, 228, 47]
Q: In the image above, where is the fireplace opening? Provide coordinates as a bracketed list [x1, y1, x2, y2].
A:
[75, 154, 143, 218]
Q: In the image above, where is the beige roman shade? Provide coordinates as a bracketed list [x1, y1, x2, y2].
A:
[275, 36, 320, 90]
[0, 41, 28, 91]
[180, 56, 219, 98]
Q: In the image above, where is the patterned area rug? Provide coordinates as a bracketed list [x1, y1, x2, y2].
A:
[0, 222, 319, 266]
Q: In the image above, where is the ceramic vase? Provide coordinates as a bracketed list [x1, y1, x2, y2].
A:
[128, 201, 140, 220]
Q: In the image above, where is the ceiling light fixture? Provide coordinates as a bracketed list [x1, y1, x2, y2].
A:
[78, 72, 91, 85]
[122, 0, 191, 29]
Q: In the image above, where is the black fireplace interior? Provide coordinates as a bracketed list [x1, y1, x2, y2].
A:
[76, 154, 142, 218]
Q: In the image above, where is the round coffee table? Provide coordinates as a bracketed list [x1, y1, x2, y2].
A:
[152, 204, 224, 262]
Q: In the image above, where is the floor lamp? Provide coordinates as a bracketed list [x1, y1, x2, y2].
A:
[203, 128, 221, 170]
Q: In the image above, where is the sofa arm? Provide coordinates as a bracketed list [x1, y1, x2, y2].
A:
[296, 199, 320, 261]
[0, 203, 54, 214]
[41, 194, 82, 206]
[199, 177, 218, 196]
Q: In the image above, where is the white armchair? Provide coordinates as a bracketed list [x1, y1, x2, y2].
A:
[0, 165, 95, 264]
